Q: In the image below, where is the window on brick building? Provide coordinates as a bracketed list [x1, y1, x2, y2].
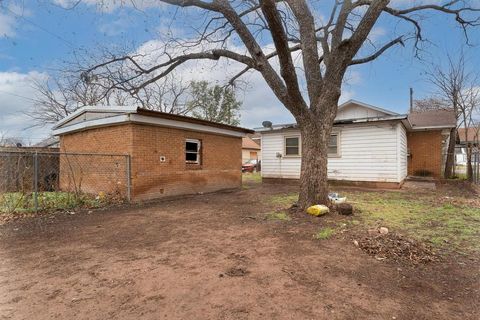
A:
[186, 139, 201, 164]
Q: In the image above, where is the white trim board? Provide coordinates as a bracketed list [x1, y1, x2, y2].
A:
[52, 113, 247, 138]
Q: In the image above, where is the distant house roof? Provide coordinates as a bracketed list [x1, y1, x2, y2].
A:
[52, 106, 254, 137]
[247, 132, 261, 140]
[407, 110, 456, 130]
[242, 137, 261, 150]
[33, 136, 60, 148]
[458, 127, 480, 143]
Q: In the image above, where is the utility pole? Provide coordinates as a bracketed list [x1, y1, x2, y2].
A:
[409, 87, 414, 113]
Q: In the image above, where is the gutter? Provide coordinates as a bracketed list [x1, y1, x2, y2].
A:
[409, 125, 456, 130]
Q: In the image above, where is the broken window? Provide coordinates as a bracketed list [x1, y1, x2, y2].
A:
[186, 139, 201, 164]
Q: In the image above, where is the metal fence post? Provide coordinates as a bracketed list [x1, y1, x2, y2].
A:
[33, 151, 39, 212]
[476, 152, 479, 184]
[473, 153, 476, 183]
[126, 155, 131, 202]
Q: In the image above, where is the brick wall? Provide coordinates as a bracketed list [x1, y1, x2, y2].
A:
[130, 123, 242, 201]
[59, 125, 132, 197]
[407, 130, 443, 178]
[59, 123, 242, 201]
[60, 124, 134, 155]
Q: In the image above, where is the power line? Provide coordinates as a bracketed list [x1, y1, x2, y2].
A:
[0, 89, 37, 102]
[3, 5, 76, 49]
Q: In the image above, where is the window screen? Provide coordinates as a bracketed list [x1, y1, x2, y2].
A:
[285, 137, 300, 156]
[328, 134, 338, 155]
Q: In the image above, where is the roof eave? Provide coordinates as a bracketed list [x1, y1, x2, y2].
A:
[409, 125, 456, 131]
[52, 106, 138, 130]
[256, 115, 407, 133]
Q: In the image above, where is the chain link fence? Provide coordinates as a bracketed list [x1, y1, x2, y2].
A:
[0, 150, 131, 214]
[452, 147, 480, 184]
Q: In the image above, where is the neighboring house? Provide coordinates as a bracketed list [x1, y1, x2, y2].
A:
[457, 127, 480, 146]
[33, 136, 60, 148]
[257, 100, 456, 188]
[407, 110, 457, 178]
[248, 132, 261, 146]
[456, 127, 480, 165]
[242, 136, 261, 163]
[52, 106, 253, 201]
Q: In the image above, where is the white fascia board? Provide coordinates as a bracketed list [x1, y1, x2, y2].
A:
[52, 115, 130, 135]
[256, 116, 406, 134]
[53, 106, 137, 129]
[53, 113, 247, 137]
[129, 114, 246, 137]
[254, 124, 297, 133]
[410, 125, 456, 130]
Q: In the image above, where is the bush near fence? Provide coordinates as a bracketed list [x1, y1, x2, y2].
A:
[0, 150, 130, 213]
[0, 151, 60, 193]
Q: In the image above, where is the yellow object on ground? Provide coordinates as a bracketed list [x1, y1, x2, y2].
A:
[306, 205, 329, 216]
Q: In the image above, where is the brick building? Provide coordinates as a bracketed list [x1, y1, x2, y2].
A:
[52, 107, 253, 201]
[407, 110, 457, 178]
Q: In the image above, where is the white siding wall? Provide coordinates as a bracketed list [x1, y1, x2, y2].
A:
[398, 123, 408, 181]
[261, 123, 407, 183]
[336, 104, 388, 120]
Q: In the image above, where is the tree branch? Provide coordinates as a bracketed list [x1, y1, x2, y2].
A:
[260, 0, 306, 112]
[350, 36, 404, 65]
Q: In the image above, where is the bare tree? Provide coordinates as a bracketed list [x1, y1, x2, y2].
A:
[131, 77, 193, 115]
[80, 0, 479, 209]
[414, 97, 450, 112]
[423, 55, 479, 179]
[0, 131, 24, 148]
[458, 81, 480, 180]
[30, 70, 192, 126]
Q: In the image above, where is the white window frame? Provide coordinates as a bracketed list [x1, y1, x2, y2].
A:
[328, 132, 341, 157]
[186, 139, 201, 164]
[284, 135, 301, 157]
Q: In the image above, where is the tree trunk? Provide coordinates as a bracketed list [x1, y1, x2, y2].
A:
[297, 117, 333, 210]
[444, 128, 456, 178]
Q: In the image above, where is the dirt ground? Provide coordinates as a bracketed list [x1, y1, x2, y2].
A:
[0, 182, 479, 320]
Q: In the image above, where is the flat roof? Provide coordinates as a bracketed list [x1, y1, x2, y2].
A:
[136, 108, 254, 134]
[53, 106, 254, 137]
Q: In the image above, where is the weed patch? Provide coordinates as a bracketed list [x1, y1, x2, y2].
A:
[0, 191, 113, 214]
[268, 193, 298, 208]
[265, 211, 291, 221]
[313, 227, 335, 240]
[242, 173, 262, 184]
[343, 190, 480, 253]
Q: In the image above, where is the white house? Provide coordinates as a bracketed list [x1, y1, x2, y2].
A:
[257, 100, 456, 188]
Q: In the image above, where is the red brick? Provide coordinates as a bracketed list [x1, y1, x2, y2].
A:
[59, 123, 242, 201]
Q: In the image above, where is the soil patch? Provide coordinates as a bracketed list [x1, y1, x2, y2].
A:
[0, 182, 478, 319]
[224, 266, 250, 277]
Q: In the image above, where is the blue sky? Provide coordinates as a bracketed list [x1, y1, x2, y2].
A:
[0, 0, 479, 143]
